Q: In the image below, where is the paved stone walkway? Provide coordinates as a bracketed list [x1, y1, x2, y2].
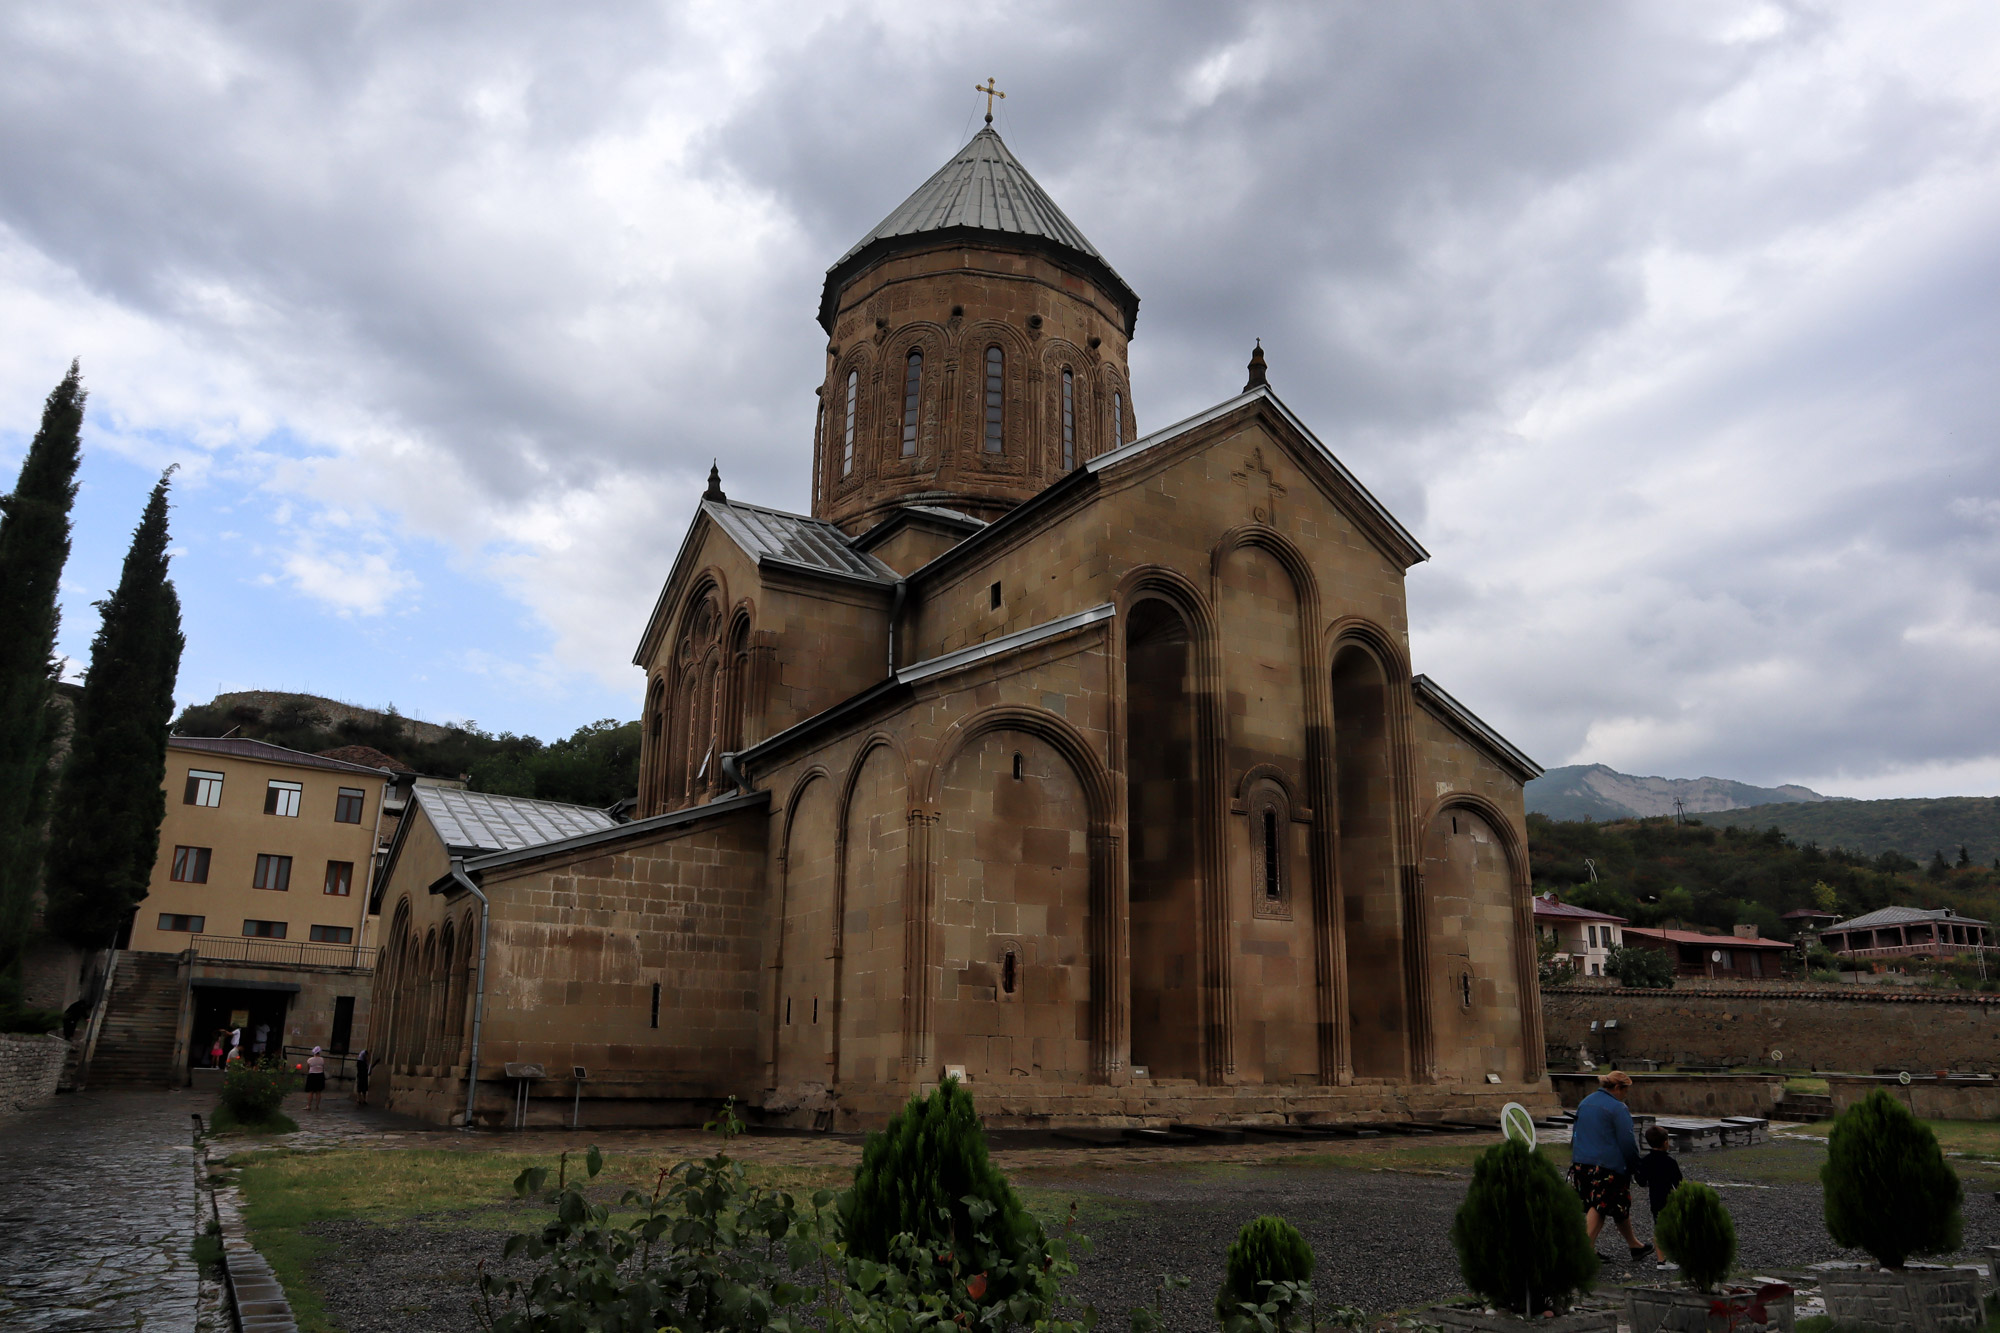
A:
[0, 1089, 211, 1332]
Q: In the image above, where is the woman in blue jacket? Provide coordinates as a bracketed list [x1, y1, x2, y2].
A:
[1568, 1070, 1649, 1261]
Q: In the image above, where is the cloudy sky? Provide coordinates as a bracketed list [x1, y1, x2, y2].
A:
[3, 1, 1997, 797]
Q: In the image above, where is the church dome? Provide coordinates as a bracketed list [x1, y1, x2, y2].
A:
[812, 128, 1142, 536]
[818, 128, 1139, 336]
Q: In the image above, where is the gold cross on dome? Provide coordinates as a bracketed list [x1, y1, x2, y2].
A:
[976, 77, 1006, 125]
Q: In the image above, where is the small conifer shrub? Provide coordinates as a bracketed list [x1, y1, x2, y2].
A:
[1450, 1138, 1599, 1315]
[1215, 1215, 1314, 1329]
[1654, 1183, 1736, 1293]
[839, 1076, 1044, 1297]
[1821, 1089, 1962, 1268]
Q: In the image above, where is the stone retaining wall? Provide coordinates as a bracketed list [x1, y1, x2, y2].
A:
[1542, 986, 2000, 1073]
[0, 1032, 73, 1118]
[1827, 1074, 2000, 1120]
[1820, 1265, 1982, 1333]
[1551, 1071, 1785, 1118]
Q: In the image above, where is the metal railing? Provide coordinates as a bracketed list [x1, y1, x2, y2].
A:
[186, 934, 376, 971]
[1833, 941, 1995, 960]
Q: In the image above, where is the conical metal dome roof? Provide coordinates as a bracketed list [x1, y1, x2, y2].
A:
[818, 128, 1138, 334]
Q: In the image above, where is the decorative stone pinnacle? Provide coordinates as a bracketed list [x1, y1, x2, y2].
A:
[1244, 338, 1268, 391]
[703, 462, 726, 502]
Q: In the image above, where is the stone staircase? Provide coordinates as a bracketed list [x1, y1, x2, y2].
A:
[85, 951, 184, 1088]
[1771, 1091, 1833, 1122]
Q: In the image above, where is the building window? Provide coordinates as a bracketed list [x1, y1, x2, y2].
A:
[841, 369, 858, 476]
[983, 346, 1004, 452]
[1460, 970, 1473, 1008]
[901, 351, 921, 457]
[323, 861, 354, 896]
[1263, 808, 1282, 900]
[184, 769, 224, 807]
[334, 787, 365, 823]
[989, 580, 1002, 610]
[264, 780, 302, 817]
[1587, 925, 1598, 948]
[309, 924, 353, 944]
[1110, 391, 1123, 446]
[651, 981, 661, 1029]
[1012, 751, 1024, 780]
[252, 853, 293, 892]
[1002, 948, 1019, 995]
[813, 400, 825, 504]
[158, 913, 205, 934]
[1061, 366, 1075, 470]
[242, 919, 287, 939]
[170, 845, 212, 884]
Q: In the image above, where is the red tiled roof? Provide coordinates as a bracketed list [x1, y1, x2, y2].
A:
[1531, 894, 1628, 924]
[1622, 926, 1792, 950]
[316, 744, 416, 773]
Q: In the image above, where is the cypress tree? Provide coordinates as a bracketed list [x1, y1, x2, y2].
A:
[43, 469, 185, 948]
[0, 363, 85, 1004]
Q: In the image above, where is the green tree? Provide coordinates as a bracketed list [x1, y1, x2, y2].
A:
[42, 471, 185, 947]
[1607, 944, 1675, 989]
[0, 364, 84, 1004]
[1451, 1138, 1598, 1315]
[1926, 850, 1948, 881]
[1821, 1089, 1961, 1268]
[1216, 1215, 1314, 1330]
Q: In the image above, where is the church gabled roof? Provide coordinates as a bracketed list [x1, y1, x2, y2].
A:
[819, 128, 1139, 334]
[701, 499, 894, 586]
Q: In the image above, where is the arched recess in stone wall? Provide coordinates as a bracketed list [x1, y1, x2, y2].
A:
[378, 898, 412, 1067]
[429, 922, 455, 1067]
[1329, 632, 1409, 1080]
[920, 705, 1122, 1079]
[771, 768, 837, 1089]
[834, 735, 909, 1087]
[1420, 793, 1542, 1083]
[642, 675, 668, 815]
[1116, 566, 1230, 1082]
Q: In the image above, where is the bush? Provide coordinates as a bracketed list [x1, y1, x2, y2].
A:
[1821, 1089, 1962, 1268]
[839, 1076, 1046, 1304]
[1654, 1183, 1735, 1292]
[1451, 1139, 1598, 1315]
[1606, 945, 1675, 989]
[476, 1103, 1103, 1333]
[1215, 1216, 1314, 1330]
[219, 1058, 300, 1126]
[0, 1004, 62, 1034]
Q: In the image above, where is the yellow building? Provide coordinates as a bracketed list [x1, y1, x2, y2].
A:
[91, 737, 396, 1085]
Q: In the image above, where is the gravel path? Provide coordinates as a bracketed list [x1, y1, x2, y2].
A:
[297, 1148, 2000, 1333]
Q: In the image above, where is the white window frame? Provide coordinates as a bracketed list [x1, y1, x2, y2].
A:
[265, 780, 302, 818]
[185, 769, 224, 807]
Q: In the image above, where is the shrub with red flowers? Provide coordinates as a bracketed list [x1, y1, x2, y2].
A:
[219, 1057, 300, 1125]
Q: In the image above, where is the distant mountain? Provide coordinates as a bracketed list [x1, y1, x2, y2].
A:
[1721, 796, 2000, 867]
[1526, 763, 1842, 821]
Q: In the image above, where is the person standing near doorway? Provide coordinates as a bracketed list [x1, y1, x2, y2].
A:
[252, 1022, 270, 1059]
[353, 1048, 372, 1107]
[1567, 1069, 1649, 1262]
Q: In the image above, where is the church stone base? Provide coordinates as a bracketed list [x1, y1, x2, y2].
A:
[384, 1068, 1558, 1132]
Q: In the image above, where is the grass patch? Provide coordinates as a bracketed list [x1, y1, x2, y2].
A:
[228, 1144, 853, 1333]
[191, 1221, 224, 1275]
[1245, 1139, 1571, 1178]
[1785, 1076, 1830, 1096]
[209, 1104, 298, 1135]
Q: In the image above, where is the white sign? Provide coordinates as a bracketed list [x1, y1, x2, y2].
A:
[1898, 1071, 1912, 1086]
[1770, 1050, 1783, 1063]
[1501, 1102, 1537, 1148]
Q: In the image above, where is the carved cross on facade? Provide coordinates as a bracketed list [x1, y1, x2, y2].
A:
[1232, 447, 1287, 526]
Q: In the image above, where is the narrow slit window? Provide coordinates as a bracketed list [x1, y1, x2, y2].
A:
[1061, 366, 1075, 470]
[785, 997, 792, 1025]
[989, 581, 1001, 610]
[842, 369, 858, 476]
[1110, 391, 1123, 446]
[1012, 752, 1024, 781]
[651, 982, 661, 1029]
[901, 351, 922, 457]
[1002, 949, 1018, 995]
[983, 346, 1004, 452]
[1263, 808, 1281, 900]
[813, 400, 826, 502]
[1460, 971, 1473, 1008]
[812, 996, 819, 1024]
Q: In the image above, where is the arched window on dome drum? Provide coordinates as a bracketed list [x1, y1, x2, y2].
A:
[842, 370, 858, 477]
[1110, 391, 1123, 448]
[983, 346, 1004, 453]
[901, 351, 921, 457]
[1061, 366, 1075, 470]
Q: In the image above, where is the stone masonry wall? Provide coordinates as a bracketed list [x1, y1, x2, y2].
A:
[1542, 986, 2000, 1073]
[0, 1032, 72, 1118]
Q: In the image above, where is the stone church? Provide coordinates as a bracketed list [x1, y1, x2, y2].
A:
[370, 124, 1552, 1129]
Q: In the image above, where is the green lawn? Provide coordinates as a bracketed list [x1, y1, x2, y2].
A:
[223, 1145, 849, 1333]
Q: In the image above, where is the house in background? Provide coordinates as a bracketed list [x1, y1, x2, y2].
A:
[80, 736, 394, 1089]
[1531, 893, 1627, 977]
[1819, 905, 1991, 961]
[1620, 924, 1792, 980]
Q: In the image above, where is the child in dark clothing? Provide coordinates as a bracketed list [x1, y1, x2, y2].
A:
[1633, 1123, 1685, 1265]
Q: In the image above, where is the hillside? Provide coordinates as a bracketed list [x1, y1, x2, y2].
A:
[1720, 796, 2000, 867]
[171, 693, 640, 808]
[1526, 763, 1839, 821]
[1528, 812, 2000, 939]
